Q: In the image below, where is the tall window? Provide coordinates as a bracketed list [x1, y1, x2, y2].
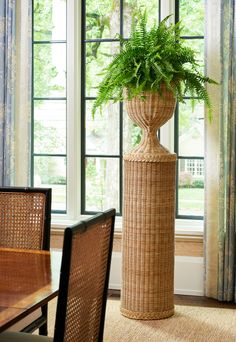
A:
[31, 0, 205, 223]
[32, 0, 67, 213]
[174, 0, 205, 219]
[81, 0, 205, 219]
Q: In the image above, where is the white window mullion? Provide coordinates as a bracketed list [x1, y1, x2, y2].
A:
[160, 0, 175, 21]
[52, 0, 81, 222]
[66, 0, 81, 220]
[159, 0, 175, 153]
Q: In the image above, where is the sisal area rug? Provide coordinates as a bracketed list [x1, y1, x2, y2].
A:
[48, 298, 236, 341]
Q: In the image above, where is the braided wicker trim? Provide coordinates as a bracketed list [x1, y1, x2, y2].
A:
[123, 152, 177, 163]
[120, 307, 175, 320]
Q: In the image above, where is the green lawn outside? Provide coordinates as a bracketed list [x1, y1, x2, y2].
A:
[179, 188, 204, 200]
[178, 188, 204, 215]
[41, 184, 204, 215]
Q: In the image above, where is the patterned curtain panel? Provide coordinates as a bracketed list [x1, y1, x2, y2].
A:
[204, 0, 221, 299]
[0, 0, 16, 185]
[205, 0, 236, 302]
[218, 0, 236, 302]
[14, 0, 32, 186]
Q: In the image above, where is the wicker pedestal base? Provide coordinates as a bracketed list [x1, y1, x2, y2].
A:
[121, 155, 176, 320]
[121, 88, 177, 320]
[120, 306, 175, 320]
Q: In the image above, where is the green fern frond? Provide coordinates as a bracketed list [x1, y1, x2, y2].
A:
[92, 11, 217, 120]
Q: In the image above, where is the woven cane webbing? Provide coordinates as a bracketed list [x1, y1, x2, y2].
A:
[0, 192, 46, 250]
[125, 88, 176, 131]
[121, 159, 176, 320]
[124, 89, 176, 162]
[63, 217, 113, 342]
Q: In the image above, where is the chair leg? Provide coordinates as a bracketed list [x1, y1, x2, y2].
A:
[39, 322, 48, 336]
[39, 305, 48, 336]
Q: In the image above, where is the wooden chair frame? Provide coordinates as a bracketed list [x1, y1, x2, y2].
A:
[54, 208, 115, 342]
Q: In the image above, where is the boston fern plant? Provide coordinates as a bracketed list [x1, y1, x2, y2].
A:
[92, 12, 217, 120]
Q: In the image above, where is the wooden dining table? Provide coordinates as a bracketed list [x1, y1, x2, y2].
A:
[0, 248, 62, 333]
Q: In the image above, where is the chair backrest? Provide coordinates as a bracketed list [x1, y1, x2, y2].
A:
[0, 187, 51, 250]
[54, 208, 116, 342]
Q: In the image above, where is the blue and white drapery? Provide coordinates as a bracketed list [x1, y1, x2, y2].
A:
[0, 0, 16, 185]
[0, 0, 32, 186]
[205, 0, 236, 302]
[218, 0, 236, 302]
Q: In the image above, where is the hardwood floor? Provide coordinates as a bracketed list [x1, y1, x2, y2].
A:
[174, 294, 236, 308]
[108, 290, 236, 309]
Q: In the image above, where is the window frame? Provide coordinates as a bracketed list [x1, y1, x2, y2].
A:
[174, 0, 205, 220]
[80, 0, 127, 216]
[31, 0, 68, 214]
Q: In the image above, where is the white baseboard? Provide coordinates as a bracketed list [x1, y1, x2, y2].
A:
[109, 252, 204, 296]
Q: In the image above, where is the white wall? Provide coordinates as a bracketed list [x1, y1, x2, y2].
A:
[109, 252, 204, 296]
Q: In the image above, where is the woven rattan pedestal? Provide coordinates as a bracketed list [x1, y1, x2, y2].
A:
[121, 89, 176, 320]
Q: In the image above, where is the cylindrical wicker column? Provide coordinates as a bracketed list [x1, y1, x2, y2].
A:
[121, 88, 177, 320]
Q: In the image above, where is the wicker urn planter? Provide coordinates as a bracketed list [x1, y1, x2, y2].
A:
[120, 85, 177, 320]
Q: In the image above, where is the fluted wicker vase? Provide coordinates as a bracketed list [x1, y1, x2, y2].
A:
[121, 86, 177, 320]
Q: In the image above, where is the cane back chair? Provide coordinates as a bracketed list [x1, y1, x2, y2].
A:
[0, 187, 52, 335]
[0, 208, 115, 342]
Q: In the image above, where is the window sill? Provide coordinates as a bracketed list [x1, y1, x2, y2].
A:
[175, 218, 203, 236]
[51, 215, 203, 237]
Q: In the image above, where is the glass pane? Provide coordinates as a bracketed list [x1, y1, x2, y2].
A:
[34, 156, 66, 211]
[180, 0, 204, 36]
[86, 0, 120, 39]
[182, 38, 204, 73]
[178, 158, 204, 216]
[34, 0, 66, 41]
[86, 101, 119, 155]
[123, 107, 142, 153]
[86, 42, 119, 97]
[34, 100, 66, 154]
[178, 101, 204, 157]
[123, 0, 159, 37]
[85, 157, 119, 212]
[34, 43, 66, 97]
